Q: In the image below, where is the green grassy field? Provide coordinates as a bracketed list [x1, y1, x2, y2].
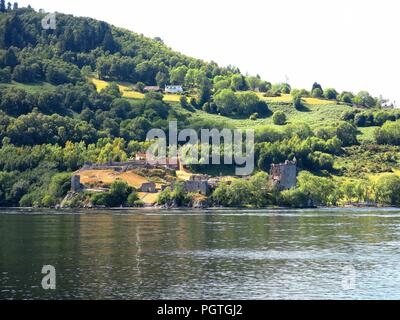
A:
[357, 126, 378, 143]
[1, 78, 370, 140]
[169, 98, 362, 142]
[90, 78, 357, 128]
[0, 81, 56, 92]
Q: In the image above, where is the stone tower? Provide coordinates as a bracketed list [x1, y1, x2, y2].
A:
[269, 158, 297, 190]
[71, 175, 82, 192]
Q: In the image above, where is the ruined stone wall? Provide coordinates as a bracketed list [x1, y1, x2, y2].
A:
[270, 161, 297, 190]
[184, 181, 210, 195]
[71, 175, 82, 192]
[279, 164, 297, 189]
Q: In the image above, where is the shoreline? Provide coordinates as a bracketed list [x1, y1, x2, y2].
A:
[0, 205, 399, 211]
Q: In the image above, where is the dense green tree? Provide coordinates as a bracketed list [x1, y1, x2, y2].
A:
[0, 67, 11, 82]
[278, 188, 309, 208]
[127, 191, 140, 206]
[169, 66, 188, 85]
[338, 91, 354, 104]
[0, 0, 5, 12]
[373, 174, 400, 205]
[258, 80, 271, 92]
[4, 47, 18, 67]
[297, 171, 337, 206]
[236, 91, 268, 116]
[272, 110, 286, 125]
[214, 89, 238, 116]
[311, 87, 323, 98]
[336, 122, 358, 146]
[375, 120, 400, 146]
[197, 75, 212, 106]
[230, 74, 247, 91]
[246, 76, 260, 91]
[293, 94, 303, 110]
[155, 71, 168, 87]
[48, 172, 71, 199]
[311, 82, 322, 92]
[280, 83, 291, 94]
[340, 110, 358, 122]
[323, 88, 338, 100]
[353, 91, 376, 108]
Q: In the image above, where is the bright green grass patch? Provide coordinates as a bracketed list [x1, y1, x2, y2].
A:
[184, 101, 355, 131]
[0, 81, 56, 92]
[357, 127, 378, 144]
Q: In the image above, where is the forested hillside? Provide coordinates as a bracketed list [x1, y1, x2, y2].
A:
[0, 2, 400, 208]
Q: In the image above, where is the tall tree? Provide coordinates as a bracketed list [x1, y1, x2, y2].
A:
[0, 0, 6, 12]
[4, 47, 18, 68]
[102, 29, 117, 52]
[311, 82, 322, 92]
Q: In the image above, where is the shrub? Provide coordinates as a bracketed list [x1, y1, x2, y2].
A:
[136, 82, 145, 93]
[134, 200, 145, 207]
[91, 180, 132, 207]
[311, 88, 323, 98]
[374, 111, 394, 126]
[297, 171, 338, 206]
[272, 111, 286, 125]
[48, 172, 71, 199]
[279, 188, 309, 208]
[293, 95, 303, 110]
[127, 191, 140, 206]
[336, 122, 358, 146]
[373, 174, 400, 205]
[157, 187, 172, 205]
[340, 110, 358, 122]
[0, 68, 11, 83]
[375, 120, 400, 146]
[41, 195, 56, 207]
[323, 88, 338, 100]
[339, 92, 354, 104]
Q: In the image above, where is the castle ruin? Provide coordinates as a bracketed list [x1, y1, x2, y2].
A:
[269, 158, 297, 190]
[71, 175, 83, 192]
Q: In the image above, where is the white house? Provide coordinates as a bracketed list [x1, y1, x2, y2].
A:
[165, 85, 183, 94]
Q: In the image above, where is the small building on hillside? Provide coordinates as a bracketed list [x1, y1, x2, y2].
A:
[165, 85, 183, 94]
[139, 182, 157, 193]
[269, 158, 297, 190]
[135, 152, 147, 161]
[143, 86, 161, 92]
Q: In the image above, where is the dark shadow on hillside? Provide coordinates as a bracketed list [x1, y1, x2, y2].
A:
[309, 167, 341, 177]
[182, 105, 196, 112]
[295, 104, 311, 112]
[215, 108, 273, 120]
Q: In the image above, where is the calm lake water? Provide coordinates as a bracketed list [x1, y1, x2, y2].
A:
[1, 207, 400, 300]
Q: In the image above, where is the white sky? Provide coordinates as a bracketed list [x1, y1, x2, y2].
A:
[18, 0, 400, 104]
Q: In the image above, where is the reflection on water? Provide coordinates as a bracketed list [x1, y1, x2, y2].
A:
[1, 208, 400, 299]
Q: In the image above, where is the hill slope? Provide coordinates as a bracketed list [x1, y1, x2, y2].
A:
[0, 4, 400, 208]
